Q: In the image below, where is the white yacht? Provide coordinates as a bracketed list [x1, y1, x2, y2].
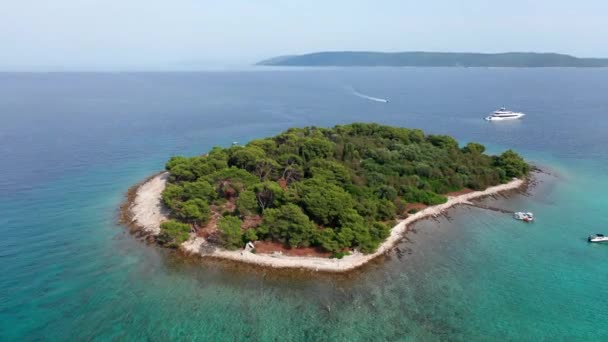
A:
[588, 234, 608, 243]
[514, 212, 534, 222]
[485, 107, 525, 121]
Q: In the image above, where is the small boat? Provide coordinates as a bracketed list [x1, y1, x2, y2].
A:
[485, 107, 525, 121]
[588, 234, 608, 243]
[514, 212, 534, 222]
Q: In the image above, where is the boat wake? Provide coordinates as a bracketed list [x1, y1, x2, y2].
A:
[349, 87, 389, 103]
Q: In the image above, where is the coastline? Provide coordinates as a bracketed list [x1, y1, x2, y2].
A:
[124, 173, 525, 272]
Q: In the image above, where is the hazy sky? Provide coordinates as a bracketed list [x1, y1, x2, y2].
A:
[1, 0, 607, 70]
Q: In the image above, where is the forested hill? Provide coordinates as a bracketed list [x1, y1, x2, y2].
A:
[159, 123, 529, 255]
[257, 51, 608, 67]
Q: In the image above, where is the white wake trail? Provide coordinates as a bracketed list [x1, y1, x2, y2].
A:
[349, 87, 389, 103]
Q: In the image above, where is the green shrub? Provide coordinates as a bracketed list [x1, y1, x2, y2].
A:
[176, 198, 210, 224]
[331, 251, 351, 259]
[158, 220, 191, 248]
[217, 216, 243, 250]
[243, 229, 258, 243]
[236, 190, 259, 216]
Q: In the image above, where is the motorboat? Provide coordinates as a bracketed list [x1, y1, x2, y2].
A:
[588, 234, 608, 243]
[513, 212, 534, 222]
[485, 107, 525, 121]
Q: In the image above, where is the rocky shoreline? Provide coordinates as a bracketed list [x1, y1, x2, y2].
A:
[121, 172, 526, 272]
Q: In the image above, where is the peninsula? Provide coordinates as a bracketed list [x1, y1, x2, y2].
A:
[257, 51, 608, 68]
[125, 123, 529, 271]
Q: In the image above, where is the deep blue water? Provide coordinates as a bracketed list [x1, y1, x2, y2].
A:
[1, 68, 607, 340]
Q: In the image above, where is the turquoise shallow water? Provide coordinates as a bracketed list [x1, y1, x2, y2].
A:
[1, 69, 607, 340]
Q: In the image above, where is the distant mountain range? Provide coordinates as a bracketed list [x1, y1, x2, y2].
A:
[257, 51, 608, 67]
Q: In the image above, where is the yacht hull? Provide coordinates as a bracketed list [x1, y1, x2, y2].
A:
[485, 114, 525, 121]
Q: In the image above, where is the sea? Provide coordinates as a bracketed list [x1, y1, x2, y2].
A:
[1, 68, 607, 341]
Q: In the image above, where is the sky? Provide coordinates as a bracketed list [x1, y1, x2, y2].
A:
[1, 0, 607, 70]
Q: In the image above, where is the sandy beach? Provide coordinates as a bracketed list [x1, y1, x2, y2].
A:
[128, 173, 524, 272]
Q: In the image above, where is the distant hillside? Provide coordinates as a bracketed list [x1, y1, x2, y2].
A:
[257, 51, 608, 67]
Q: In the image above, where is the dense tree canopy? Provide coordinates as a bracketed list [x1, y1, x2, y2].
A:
[160, 123, 529, 254]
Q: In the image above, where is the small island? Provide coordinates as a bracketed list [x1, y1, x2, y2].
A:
[125, 123, 529, 272]
[257, 51, 608, 68]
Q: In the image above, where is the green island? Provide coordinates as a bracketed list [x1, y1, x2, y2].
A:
[158, 123, 529, 257]
[257, 51, 608, 68]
